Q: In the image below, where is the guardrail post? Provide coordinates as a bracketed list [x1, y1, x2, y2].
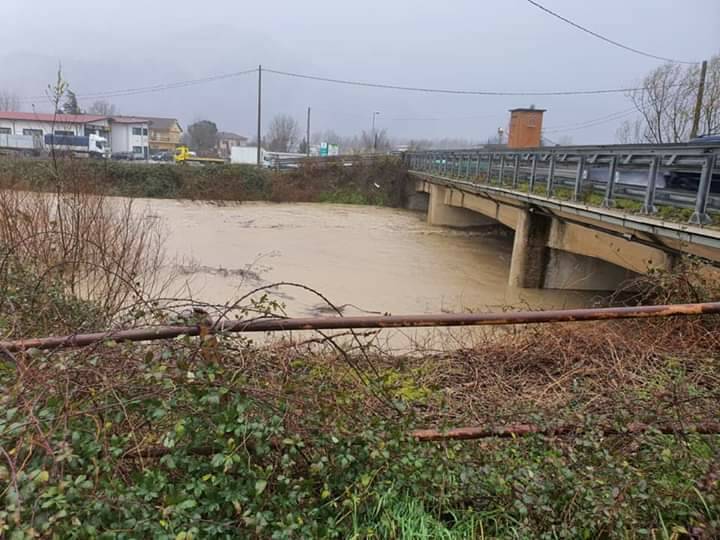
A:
[486, 154, 494, 184]
[512, 155, 520, 188]
[546, 155, 556, 197]
[602, 156, 618, 208]
[690, 155, 715, 225]
[498, 154, 506, 186]
[640, 155, 660, 214]
[572, 156, 585, 202]
[529, 155, 538, 193]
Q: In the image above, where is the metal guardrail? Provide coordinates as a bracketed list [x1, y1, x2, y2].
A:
[404, 143, 720, 225]
[268, 153, 396, 170]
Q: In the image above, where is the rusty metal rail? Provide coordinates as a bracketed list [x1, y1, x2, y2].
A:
[411, 421, 720, 441]
[2, 301, 719, 353]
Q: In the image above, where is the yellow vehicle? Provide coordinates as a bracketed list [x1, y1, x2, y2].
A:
[174, 145, 225, 165]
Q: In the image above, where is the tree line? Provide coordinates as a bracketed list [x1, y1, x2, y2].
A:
[617, 53, 719, 143]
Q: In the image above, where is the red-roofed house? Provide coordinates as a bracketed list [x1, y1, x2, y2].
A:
[0, 112, 151, 157]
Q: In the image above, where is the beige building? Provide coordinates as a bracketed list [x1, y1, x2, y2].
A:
[147, 117, 183, 153]
[217, 131, 248, 158]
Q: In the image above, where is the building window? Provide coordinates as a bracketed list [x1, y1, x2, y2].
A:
[55, 130, 74, 136]
[142, 128, 148, 136]
[132, 146, 143, 154]
[527, 117, 537, 128]
[23, 129, 43, 137]
[132, 127, 143, 136]
[0, 127, 11, 134]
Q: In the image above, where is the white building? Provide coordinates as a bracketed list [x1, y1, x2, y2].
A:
[0, 112, 150, 157]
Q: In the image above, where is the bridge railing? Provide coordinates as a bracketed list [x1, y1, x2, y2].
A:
[405, 144, 720, 225]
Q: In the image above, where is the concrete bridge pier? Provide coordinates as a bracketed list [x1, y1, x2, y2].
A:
[426, 184, 497, 228]
[508, 210, 551, 288]
[508, 208, 646, 290]
[413, 178, 676, 291]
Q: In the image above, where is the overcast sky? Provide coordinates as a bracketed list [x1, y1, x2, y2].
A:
[1, 0, 718, 144]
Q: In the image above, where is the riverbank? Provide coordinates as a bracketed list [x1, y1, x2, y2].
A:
[1, 183, 719, 538]
[0, 157, 409, 206]
[2, 259, 720, 537]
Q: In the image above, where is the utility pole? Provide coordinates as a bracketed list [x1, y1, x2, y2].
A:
[306, 106, 311, 157]
[690, 59, 708, 140]
[256, 64, 262, 166]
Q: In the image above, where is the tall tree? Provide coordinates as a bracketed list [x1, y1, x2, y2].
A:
[0, 90, 20, 111]
[624, 54, 720, 143]
[62, 89, 82, 115]
[266, 114, 298, 152]
[187, 120, 218, 154]
[87, 100, 116, 115]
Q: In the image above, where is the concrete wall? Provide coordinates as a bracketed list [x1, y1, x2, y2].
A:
[110, 123, 149, 155]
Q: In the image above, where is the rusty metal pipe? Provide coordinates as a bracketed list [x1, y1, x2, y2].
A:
[412, 421, 720, 441]
[2, 301, 719, 353]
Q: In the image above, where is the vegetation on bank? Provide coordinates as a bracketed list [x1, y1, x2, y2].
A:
[0, 176, 719, 538]
[0, 157, 409, 207]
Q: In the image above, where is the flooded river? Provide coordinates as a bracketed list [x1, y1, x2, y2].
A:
[149, 200, 596, 323]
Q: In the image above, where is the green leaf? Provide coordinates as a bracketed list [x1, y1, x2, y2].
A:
[255, 479, 268, 495]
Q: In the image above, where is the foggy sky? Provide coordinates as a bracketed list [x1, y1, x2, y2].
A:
[1, 0, 718, 144]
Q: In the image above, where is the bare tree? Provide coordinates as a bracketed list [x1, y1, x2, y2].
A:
[0, 90, 21, 111]
[360, 129, 391, 152]
[627, 54, 720, 143]
[266, 114, 299, 152]
[88, 100, 117, 116]
[615, 118, 644, 144]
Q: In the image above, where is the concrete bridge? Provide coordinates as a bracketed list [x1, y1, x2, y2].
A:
[404, 143, 720, 291]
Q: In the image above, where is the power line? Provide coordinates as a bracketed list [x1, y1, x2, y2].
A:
[543, 107, 638, 133]
[525, 0, 699, 65]
[264, 68, 647, 96]
[18, 68, 258, 104]
[543, 107, 637, 131]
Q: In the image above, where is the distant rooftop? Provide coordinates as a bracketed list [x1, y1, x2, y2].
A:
[0, 111, 107, 124]
[217, 131, 248, 140]
[144, 116, 182, 131]
[509, 107, 547, 113]
[0, 111, 151, 124]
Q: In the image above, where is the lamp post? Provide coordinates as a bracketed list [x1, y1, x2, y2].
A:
[372, 111, 380, 152]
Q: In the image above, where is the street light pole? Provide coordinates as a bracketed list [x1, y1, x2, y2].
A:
[306, 106, 311, 157]
[256, 64, 262, 167]
[372, 111, 380, 152]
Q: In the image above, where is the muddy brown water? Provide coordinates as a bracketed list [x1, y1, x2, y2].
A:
[147, 201, 598, 335]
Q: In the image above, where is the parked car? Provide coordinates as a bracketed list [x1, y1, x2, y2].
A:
[689, 133, 720, 144]
[151, 151, 172, 162]
[111, 151, 134, 161]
